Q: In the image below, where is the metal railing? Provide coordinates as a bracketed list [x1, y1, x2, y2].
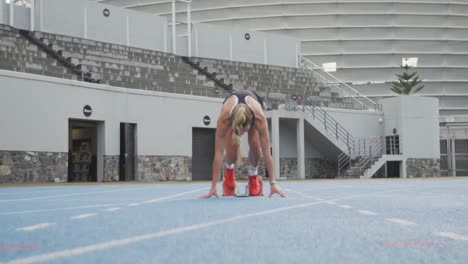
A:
[299, 56, 382, 112]
[285, 95, 354, 148]
[338, 136, 385, 177]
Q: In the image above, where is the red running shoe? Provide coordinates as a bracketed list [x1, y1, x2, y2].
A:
[248, 175, 263, 196]
[222, 168, 236, 196]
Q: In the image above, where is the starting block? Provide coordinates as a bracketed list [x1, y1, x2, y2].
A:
[235, 183, 250, 197]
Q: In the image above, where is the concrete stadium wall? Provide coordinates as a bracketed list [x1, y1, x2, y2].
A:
[0, 71, 221, 156]
[193, 23, 299, 68]
[380, 96, 440, 159]
[144, 0, 468, 116]
[34, 0, 168, 52]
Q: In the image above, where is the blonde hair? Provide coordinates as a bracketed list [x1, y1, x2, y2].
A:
[231, 104, 253, 147]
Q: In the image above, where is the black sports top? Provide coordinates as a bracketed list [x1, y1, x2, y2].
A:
[223, 90, 265, 126]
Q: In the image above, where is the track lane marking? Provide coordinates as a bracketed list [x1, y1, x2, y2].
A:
[435, 232, 468, 241]
[6, 189, 401, 264]
[70, 214, 96, 220]
[386, 218, 417, 226]
[16, 223, 55, 232]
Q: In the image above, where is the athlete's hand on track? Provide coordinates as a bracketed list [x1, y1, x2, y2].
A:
[199, 187, 220, 199]
[269, 184, 287, 198]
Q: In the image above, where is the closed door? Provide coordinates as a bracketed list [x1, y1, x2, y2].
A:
[120, 123, 137, 181]
[192, 128, 216, 181]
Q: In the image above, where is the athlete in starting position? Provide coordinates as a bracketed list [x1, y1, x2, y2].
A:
[200, 90, 287, 198]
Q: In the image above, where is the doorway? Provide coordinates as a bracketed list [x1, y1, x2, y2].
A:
[120, 123, 137, 181]
[68, 120, 99, 182]
[192, 128, 216, 181]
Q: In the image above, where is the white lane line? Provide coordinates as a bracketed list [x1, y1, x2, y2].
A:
[435, 232, 468, 241]
[16, 223, 56, 232]
[325, 201, 336, 205]
[6, 189, 401, 264]
[70, 214, 96, 220]
[1, 188, 208, 215]
[358, 210, 377, 216]
[386, 218, 417, 226]
[104, 208, 121, 212]
[0, 187, 152, 202]
[338, 205, 352, 209]
[283, 189, 322, 200]
[142, 188, 208, 204]
[0, 204, 127, 215]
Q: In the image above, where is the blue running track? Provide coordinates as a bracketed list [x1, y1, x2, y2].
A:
[1, 178, 467, 264]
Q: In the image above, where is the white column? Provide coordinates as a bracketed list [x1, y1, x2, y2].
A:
[186, 1, 191, 57]
[9, 0, 14, 27]
[0, 1, 3, 24]
[163, 22, 167, 52]
[229, 33, 233, 61]
[271, 111, 281, 180]
[83, 8, 87, 38]
[30, 0, 35, 31]
[126, 16, 130, 46]
[172, 0, 176, 54]
[195, 27, 199, 57]
[450, 138, 456, 176]
[400, 158, 407, 178]
[263, 38, 267, 64]
[297, 118, 305, 179]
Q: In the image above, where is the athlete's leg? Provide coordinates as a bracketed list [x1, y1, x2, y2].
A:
[247, 129, 263, 196]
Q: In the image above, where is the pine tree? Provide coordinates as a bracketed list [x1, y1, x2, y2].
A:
[391, 65, 424, 95]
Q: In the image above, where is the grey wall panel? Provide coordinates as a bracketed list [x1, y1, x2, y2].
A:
[279, 120, 298, 158]
[449, 16, 468, 27]
[38, 0, 85, 38]
[13, 6, 29, 30]
[86, 2, 127, 46]
[338, 15, 393, 27]
[293, 28, 340, 41]
[301, 41, 341, 55]
[339, 28, 394, 39]
[393, 28, 446, 39]
[449, 4, 468, 14]
[393, 40, 446, 53]
[0, 1, 4, 25]
[326, 108, 384, 141]
[231, 29, 264, 63]
[288, 4, 337, 14]
[447, 41, 468, 53]
[338, 3, 392, 13]
[340, 40, 395, 54]
[446, 28, 468, 40]
[393, 3, 445, 13]
[127, 11, 167, 51]
[0, 72, 223, 156]
[394, 15, 447, 27]
[266, 34, 298, 67]
[194, 23, 231, 61]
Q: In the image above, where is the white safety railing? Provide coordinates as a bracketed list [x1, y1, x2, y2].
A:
[299, 56, 382, 112]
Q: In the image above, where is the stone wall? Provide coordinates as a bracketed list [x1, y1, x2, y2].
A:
[406, 158, 441, 178]
[103, 155, 119, 182]
[137, 156, 191, 181]
[0, 151, 68, 183]
[306, 158, 337, 179]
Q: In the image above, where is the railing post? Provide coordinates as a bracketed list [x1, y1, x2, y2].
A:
[324, 112, 327, 131]
[336, 123, 338, 140]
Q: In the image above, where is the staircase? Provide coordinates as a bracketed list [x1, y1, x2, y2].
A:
[284, 97, 354, 159]
[18, 30, 100, 83]
[181, 56, 233, 94]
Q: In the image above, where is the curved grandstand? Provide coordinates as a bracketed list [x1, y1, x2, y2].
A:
[99, 0, 468, 117]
